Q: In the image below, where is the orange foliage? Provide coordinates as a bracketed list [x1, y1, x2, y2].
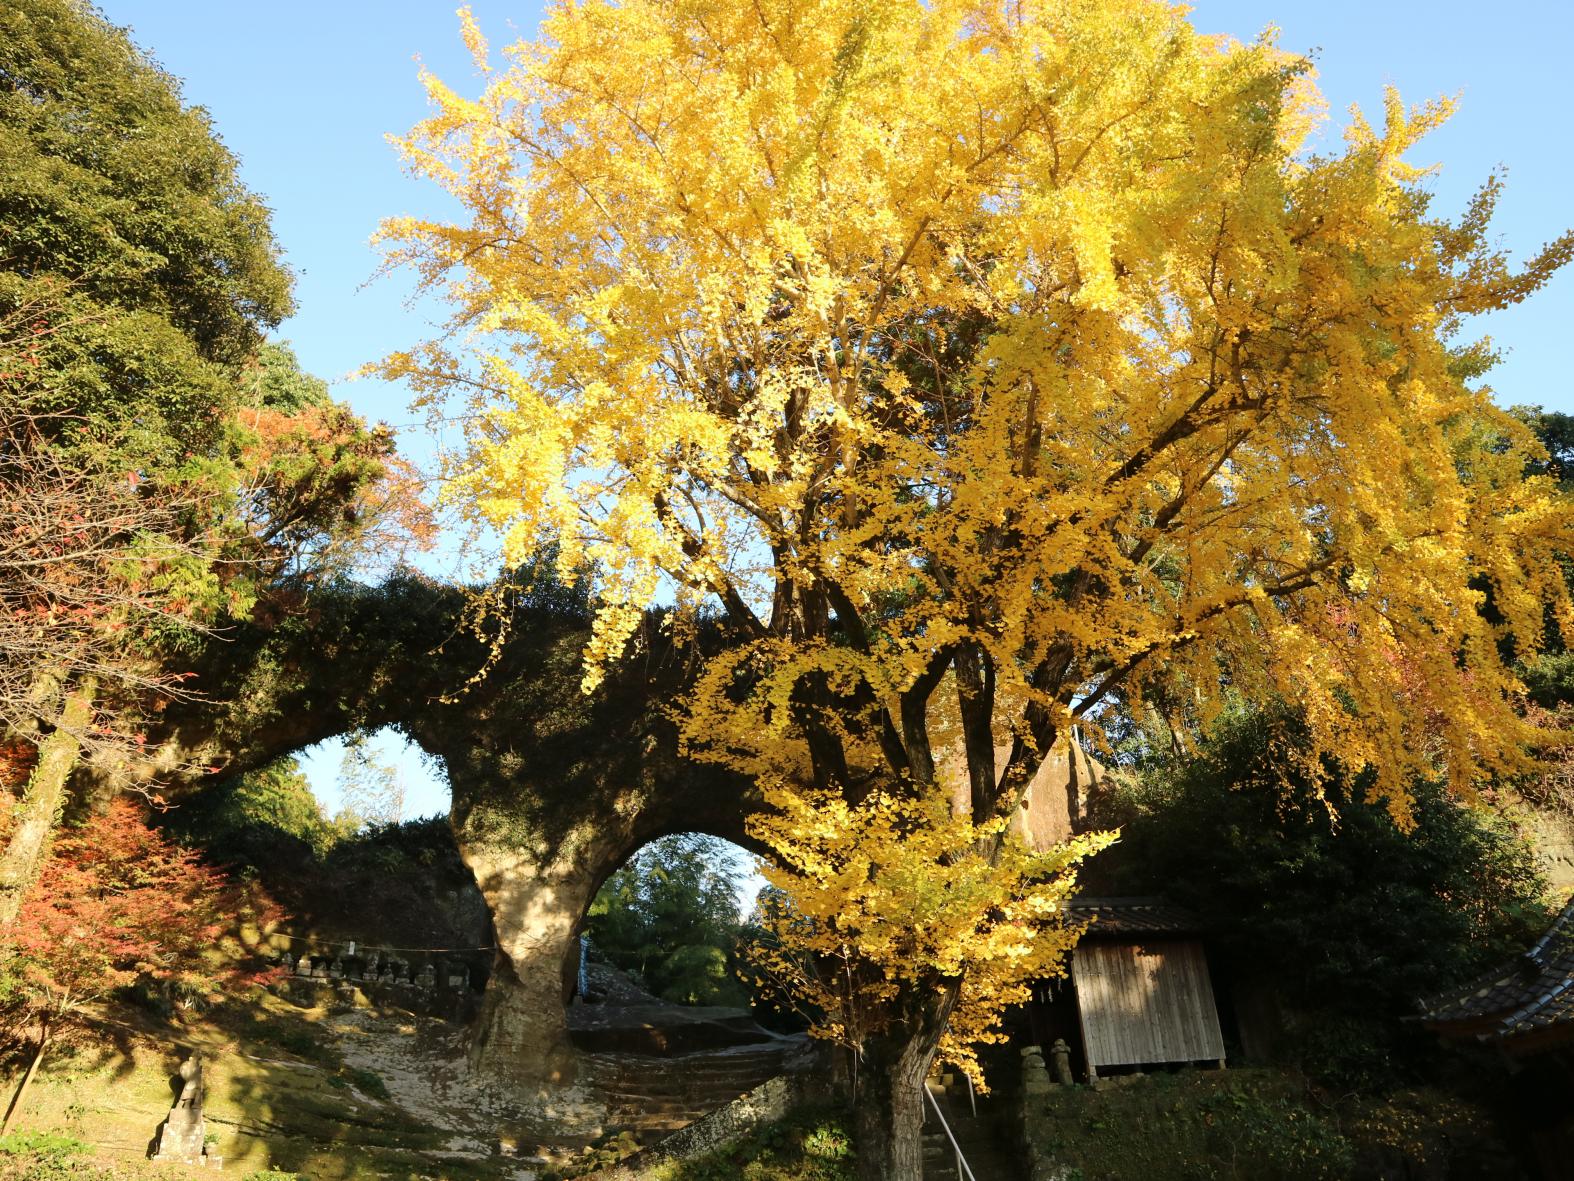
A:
[225, 402, 435, 587]
[4, 799, 285, 1034]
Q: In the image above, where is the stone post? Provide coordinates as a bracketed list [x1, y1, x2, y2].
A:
[1021, 1045, 1051, 1100]
[1049, 1038, 1074, 1086]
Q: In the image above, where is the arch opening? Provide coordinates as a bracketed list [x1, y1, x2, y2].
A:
[579, 831, 764, 1011]
[158, 725, 485, 977]
[296, 724, 452, 824]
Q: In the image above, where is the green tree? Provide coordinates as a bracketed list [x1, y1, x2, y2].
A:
[585, 834, 751, 1007]
[162, 757, 352, 866]
[0, 0, 431, 927]
[1097, 707, 1548, 1090]
[0, 0, 292, 454]
[1511, 405, 1574, 491]
[335, 734, 406, 828]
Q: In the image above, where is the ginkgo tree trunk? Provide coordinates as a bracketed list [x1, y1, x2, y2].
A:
[380, 0, 1573, 1174]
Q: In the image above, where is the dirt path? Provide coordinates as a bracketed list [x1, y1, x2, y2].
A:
[328, 1007, 612, 1162]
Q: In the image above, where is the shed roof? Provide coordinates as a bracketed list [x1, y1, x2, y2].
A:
[1068, 896, 1205, 937]
[1417, 895, 1574, 1045]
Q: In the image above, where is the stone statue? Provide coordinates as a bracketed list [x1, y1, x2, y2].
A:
[151, 1051, 207, 1163]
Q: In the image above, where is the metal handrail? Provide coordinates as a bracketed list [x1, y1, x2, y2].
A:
[923, 1082, 978, 1181]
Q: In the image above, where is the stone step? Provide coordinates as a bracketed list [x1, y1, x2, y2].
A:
[921, 1097, 1025, 1181]
[585, 1058, 787, 1077]
[600, 1095, 697, 1112]
[593, 1065, 782, 1085]
[614, 1117, 715, 1143]
[591, 1064, 784, 1086]
[593, 1075, 781, 1103]
[587, 1058, 785, 1091]
[585, 1040, 798, 1148]
[594, 1072, 780, 1087]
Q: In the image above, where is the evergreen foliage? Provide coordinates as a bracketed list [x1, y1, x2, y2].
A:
[0, 0, 292, 454]
[1097, 707, 1549, 1090]
[585, 834, 751, 1007]
[0, 0, 431, 941]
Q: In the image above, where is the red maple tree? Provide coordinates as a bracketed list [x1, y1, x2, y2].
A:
[0, 799, 282, 1133]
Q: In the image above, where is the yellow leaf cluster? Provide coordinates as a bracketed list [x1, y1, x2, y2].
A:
[745, 778, 1112, 1085]
[382, 0, 1571, 801]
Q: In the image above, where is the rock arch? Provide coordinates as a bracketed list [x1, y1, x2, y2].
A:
[129, 574, 755, 1091]
[125, 573, 1090, 1099]
[408, 628, 759, 1092]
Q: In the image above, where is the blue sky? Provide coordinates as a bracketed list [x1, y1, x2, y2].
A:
[96, 1, 1573, 820]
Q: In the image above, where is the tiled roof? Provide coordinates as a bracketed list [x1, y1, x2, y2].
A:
[1417, 896, 1574, 1043]
[1068, 896, 1204, 937]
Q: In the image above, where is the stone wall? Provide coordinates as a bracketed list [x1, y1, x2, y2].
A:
[593, 1069, 824, 1179]
[1019, 1044, 1083, 1181]
[1528, 807, 1574, 898]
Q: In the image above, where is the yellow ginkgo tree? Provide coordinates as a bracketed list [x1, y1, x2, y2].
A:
[380, 0, 1572, 1173]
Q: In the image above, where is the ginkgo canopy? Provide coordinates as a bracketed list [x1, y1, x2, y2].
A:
[381, 0, 1572, 818]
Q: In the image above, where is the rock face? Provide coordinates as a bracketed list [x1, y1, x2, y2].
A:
[1527, 807, 1574, 896]
[409, 611, 761, 1093]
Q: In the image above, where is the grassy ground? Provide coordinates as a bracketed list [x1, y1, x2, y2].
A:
[0, 998, 1528, 1181]
[0, 988, 512, 1181]
[1025, 1068, 1522, 1181]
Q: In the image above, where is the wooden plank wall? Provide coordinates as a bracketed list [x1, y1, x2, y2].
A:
[1073, 940, 1226, 1069]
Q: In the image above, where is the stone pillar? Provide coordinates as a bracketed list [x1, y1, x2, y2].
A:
[1021, 1045, 1051, 1101]
[460, 828, 615, 1093]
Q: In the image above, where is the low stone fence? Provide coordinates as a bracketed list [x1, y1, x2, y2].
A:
[269, 937, 489, 1022]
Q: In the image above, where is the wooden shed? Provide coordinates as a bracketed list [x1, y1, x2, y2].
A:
[1029, 898, 1227, 1082]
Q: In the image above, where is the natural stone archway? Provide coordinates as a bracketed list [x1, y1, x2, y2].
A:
[404, 613, 757, 1093]
[120, 571, 1092, 1103]
[127, 573, 755, 1095]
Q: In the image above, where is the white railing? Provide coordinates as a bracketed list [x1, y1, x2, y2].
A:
[923, 1082, 978, 1181]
